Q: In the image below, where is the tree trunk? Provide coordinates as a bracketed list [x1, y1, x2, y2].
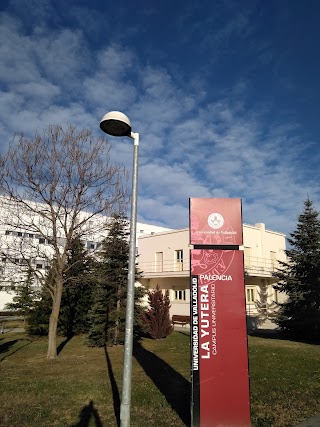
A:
[47, 277, 63, 359]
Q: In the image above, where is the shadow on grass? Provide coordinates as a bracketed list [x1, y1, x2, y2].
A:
[133, 340, 191, 426]
[176, 330, 190, 337]
[0, 337, 34, 362]
[248, 329, 320, 345]
[104, 347, 120, 427]
[71, 400, 103, 427]
[0, 339, 18, 354]
[248, 329, 286, 340]
[57, 335, 74, 355]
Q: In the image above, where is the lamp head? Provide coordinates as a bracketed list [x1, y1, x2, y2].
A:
[100, 111, 132, 137]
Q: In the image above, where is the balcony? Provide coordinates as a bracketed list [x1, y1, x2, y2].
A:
[244, 256, 279, 277]
[139, 259, 190, 278]
[139, 256, 279, 279]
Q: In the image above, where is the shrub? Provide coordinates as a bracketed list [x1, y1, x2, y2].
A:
[141, 286, 173, 339]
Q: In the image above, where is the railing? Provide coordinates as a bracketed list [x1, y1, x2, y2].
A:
[244, 256, 279, 277]
[139, 259, 190, 275]
[139, 256, 279, 278]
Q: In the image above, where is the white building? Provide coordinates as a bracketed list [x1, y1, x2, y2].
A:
[0, 195, 287, 330]
[138, 223, 287, 330]
[0, 197, 171, 311]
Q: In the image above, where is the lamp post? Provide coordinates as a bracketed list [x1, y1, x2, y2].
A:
[100, 111, 139, 427]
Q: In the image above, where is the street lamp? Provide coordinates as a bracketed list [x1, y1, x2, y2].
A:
[100, 111, 139, 427]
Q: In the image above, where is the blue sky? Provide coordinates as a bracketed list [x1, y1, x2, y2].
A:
[1, 0, 320, 236]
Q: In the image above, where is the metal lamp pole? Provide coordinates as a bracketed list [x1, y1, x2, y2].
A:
[100, 111, 139, 427]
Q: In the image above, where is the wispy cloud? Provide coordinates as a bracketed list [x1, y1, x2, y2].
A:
[0, 2, 319, 239]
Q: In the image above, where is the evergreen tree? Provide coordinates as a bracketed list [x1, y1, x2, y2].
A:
[86, 282, 110, 346]
[274, 198, 320, 340]
[60, 235, 95, 337]
[255, 280, 277, 326]
[5, 268, 39, 325]
[141, 286, 173, 339]
[87, 213, 143, 347]
[27, 284, 52, 335]
[28, 237, 95, 337]
[28, 261, 55, 335]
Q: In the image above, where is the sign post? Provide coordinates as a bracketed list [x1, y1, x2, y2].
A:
[190, 198, 250, 427]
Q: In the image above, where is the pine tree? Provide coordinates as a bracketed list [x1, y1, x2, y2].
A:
[274, 198, 320, 340]
[5, 268, 39, 325]
[141, 286, 173, 339]
[255, 280, 278, 326]
[87, 213, 143, 347]
[59, 235, 95, 337]
[28, 237, 95, 337]
[27, 281, 52, 335]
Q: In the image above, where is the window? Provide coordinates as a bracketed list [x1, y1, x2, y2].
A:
[246, 287, 256, 304]
[175, 250, 183, 271]
[39, 238, 46, 244]
[174, 290, 186, 301]
[36, 263, 44, 269]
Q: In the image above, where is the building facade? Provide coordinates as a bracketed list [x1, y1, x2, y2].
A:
[138, 223, 287, 330]
[0, 194, 287, 331]
[0, 197, 171, 311]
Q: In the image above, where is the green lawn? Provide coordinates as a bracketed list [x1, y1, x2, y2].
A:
[249, 335, 320, 427]
[0, 331, 319, 427]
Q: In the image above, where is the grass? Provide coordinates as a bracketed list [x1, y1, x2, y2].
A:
[0, 331, 319, 427]
[248, 335, 320, 427]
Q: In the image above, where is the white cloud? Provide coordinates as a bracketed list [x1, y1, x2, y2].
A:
[0, 4, 319, 239]
[33, 28, 90, 82]
[139, 162, 211, 203]
[15, 81, 60, 100]
[138, 197, 189, 229]
[0, 14, 41, 84]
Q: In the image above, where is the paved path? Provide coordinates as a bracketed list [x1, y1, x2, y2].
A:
[294, 413, 320, 427]
[1, 327, 25, 334]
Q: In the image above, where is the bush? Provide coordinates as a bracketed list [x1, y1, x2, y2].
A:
[141, 286, 173, 339]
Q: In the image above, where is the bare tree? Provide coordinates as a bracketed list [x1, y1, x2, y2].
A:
[0, 125, 128, 358]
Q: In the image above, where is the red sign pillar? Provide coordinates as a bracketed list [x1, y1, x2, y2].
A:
[190, 198, 250, 427]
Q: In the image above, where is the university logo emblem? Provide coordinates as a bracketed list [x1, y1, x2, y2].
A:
[208, 213, 224, 229]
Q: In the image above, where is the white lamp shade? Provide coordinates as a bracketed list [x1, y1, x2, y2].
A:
[100, 111, 132, 136]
